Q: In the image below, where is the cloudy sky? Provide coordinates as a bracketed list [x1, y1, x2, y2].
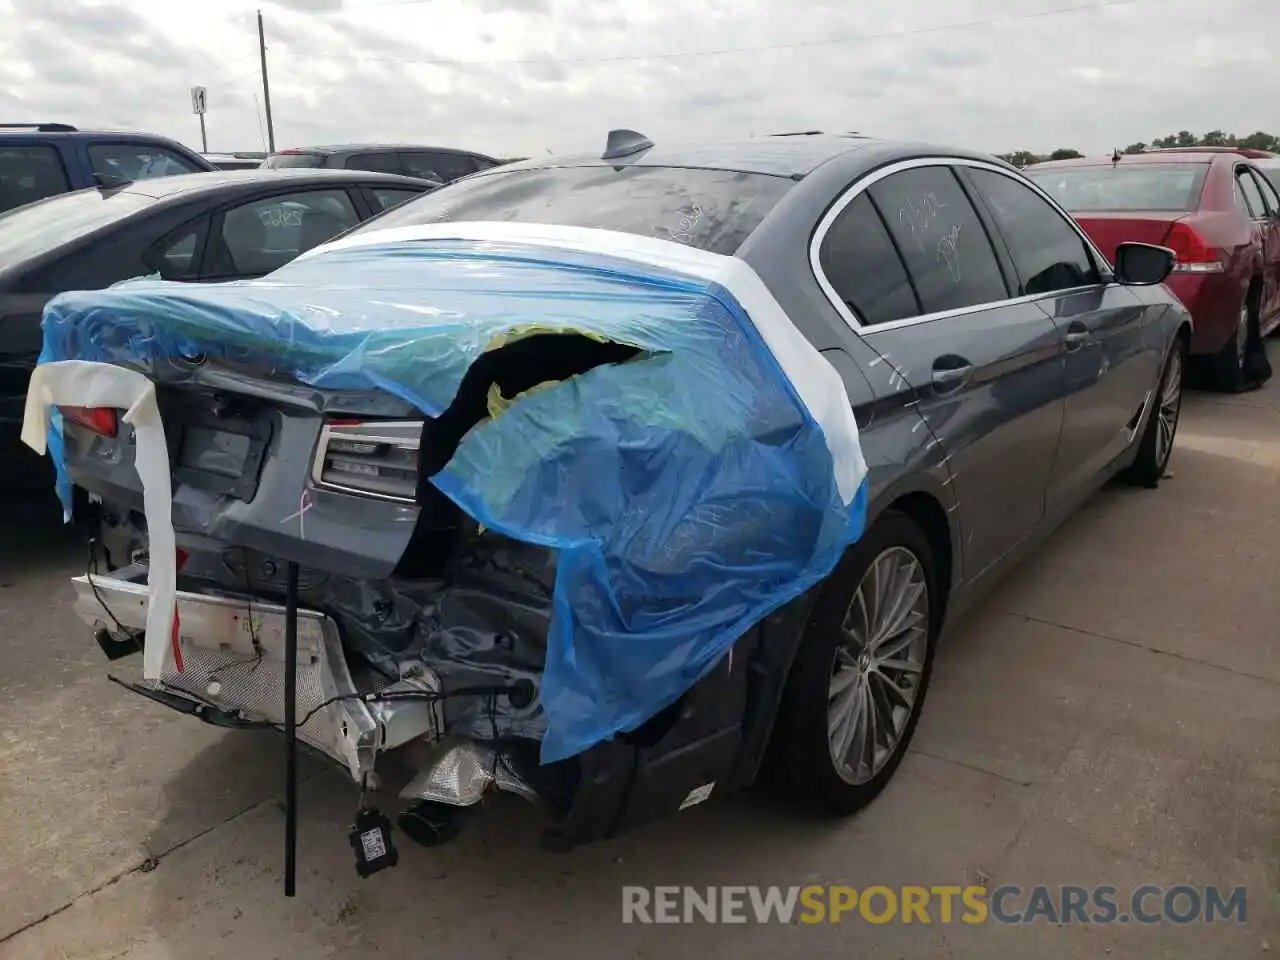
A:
[0, 0, 1273, 160]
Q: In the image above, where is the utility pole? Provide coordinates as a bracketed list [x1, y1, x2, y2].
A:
[257, 9, 276, 153]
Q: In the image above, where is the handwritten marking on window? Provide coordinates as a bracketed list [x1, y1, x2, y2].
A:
[898, 193, 947, 254]
[936, 224, 963, 282]
[668, 204, 705, 245]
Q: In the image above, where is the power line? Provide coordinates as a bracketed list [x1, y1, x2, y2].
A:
[290, 0, 1150, 67]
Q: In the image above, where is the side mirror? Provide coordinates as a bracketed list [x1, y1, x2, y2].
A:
[1114, 242, 1175, 285]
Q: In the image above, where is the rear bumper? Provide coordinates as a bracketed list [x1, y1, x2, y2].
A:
[70, 565, 443, 781]
[1166, 273, 1246, 355]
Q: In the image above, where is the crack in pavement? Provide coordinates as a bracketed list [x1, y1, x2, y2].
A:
[907, 748, 1036, 788]
[999, 610, 1280, 687]
[0, 776, 319, 947]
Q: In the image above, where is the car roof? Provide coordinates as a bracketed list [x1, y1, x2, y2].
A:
[277, 143, 495, 158]
[0, 124, 190, 144]
[117, 167, 433, 200]
[478, 133, 1008, 180]
[1028, 153, 1217, 171]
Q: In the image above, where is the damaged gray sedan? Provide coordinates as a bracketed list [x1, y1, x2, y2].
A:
[24, 132, 1190, 869]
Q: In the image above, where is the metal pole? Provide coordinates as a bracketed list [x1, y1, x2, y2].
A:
[257, 10, 276, 153]
[284, 559, 299, 897]
[198, 113, 208, 154]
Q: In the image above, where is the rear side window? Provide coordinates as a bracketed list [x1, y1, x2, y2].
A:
[1025, 163, 1207, 212]
[1255, 164, 1280, 199]
[146, 217, 210, 281]
[343, 152, 403, 175]
[371, 187, 425, 212]
[212, 189, 360, 276]
[967, 168, 1100, 295]
[818, 193, 918, 326]
[264, 152, 325, 169]
[359, 165, 793, 255]
[1251, 166, 1280, 213]
[87, 143, 204, 182]
[0, 145, 71, 213]
[402, 151, 476, 182]
[868, 166, 1008, 315]
[1236, 168, 1266, 218]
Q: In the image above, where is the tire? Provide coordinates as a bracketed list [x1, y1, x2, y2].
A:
[760, 509, 940, 816]
[1206, 290, 1255, 393]
[1122, 336, 1186, 489]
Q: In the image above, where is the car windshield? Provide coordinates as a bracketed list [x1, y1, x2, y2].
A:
[0, 188, 153, 267]
[354, 165, 794, 255]
[263, 152, 324, 169]
[1025, 163, 1208, 212]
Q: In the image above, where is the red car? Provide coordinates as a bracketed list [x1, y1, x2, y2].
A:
[1026, 151, 1280, 391]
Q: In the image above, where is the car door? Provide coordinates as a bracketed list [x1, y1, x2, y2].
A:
[1242, 165, 1280, 328]
[962, 165, 1157, 507]
[814, 161, 1067, 578]
[200, 188, 362, 280]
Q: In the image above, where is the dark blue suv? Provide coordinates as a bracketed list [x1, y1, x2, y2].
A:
[0, 123, 215, 215]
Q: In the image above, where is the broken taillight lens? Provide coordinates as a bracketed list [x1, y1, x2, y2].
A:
[58, 405, 119, 437]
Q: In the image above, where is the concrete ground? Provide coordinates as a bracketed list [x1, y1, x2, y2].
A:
[1, 354, 1278, 960]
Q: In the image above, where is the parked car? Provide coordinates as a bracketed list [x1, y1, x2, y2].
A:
[41, 134, 1189, 851]
[261, 143, 501, 182]
[0, 123, 215, 215]
[202, 152, 267, 171]
[1, 168, 438, 478]
[1026, 151, 1280, 391]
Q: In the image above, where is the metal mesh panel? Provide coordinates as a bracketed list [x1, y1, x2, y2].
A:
[160, 638, 355, 771]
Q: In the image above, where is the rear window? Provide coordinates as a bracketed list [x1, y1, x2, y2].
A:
[354, 165, 793, 255]
[1024, 163, 1207, 212]
[0, 188, 153, 266]
[263, 152, 325, 169]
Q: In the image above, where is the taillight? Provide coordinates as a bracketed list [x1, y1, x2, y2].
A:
[311, 419, 422, 502]
[1163, 222, 1224, 273]
[58, 405, 119, 437]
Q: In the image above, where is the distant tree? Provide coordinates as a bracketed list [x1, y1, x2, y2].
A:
[1151, 134, 1177, 148]
[1176, 130, 1198, 146]
[1237, 131, 1279, 152]
[1123, 142, 1147, 154]
[1200, 130, 1227, 146]
[1049, 148, 1083, 160]
[999, 150, 1043, 168]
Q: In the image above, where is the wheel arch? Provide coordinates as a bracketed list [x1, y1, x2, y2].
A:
[878, 490, 954, 630]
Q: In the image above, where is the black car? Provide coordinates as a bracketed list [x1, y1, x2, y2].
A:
[0, 123, 217, 215]
[0, 168, 436, 471]
[261, 143, 501, 183]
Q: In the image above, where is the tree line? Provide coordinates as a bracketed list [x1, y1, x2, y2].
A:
[996, 130, 1280, 168]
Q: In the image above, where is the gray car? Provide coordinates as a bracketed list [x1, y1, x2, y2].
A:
[56, 133, 1189, 851]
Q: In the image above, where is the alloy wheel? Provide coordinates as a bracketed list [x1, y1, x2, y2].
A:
[1154, 348, 1183, 469]
[828, 546, 930, 786]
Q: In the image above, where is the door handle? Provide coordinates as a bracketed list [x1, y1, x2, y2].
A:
[1064, 326, 1090, 351]
[931, 359, 973, 392]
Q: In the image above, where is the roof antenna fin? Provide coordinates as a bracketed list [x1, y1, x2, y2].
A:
[602, 129, 653, 161]
[1111, 148, 1122, 167]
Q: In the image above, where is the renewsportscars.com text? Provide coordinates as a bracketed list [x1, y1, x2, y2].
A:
[621, 885, 1247, 925]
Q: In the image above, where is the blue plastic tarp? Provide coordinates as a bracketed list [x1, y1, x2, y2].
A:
[36, 222, 868, 763]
